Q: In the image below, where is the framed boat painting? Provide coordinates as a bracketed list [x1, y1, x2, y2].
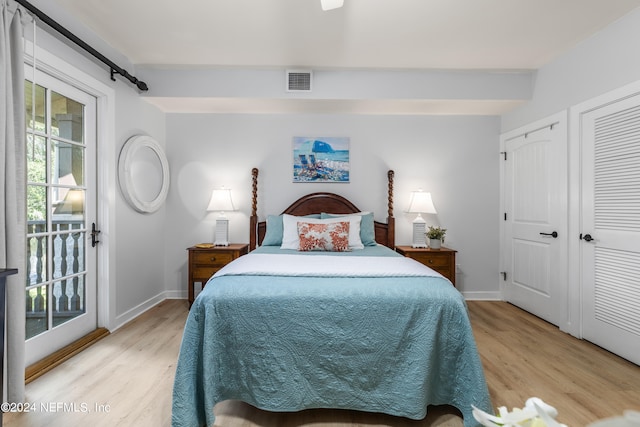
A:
[292, 136, 350, 183]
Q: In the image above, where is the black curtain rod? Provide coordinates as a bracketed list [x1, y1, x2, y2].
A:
[15, 0, 148, 91]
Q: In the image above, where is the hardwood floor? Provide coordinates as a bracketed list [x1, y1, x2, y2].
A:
[470, 302, 640, 426]
[4, 299, 639, 427]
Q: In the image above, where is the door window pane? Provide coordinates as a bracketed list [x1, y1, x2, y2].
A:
[51, 140, 84, 186]
[27, 135, 46, 183]
[27, 235, 48, 285]
[24, 81, 46, 133]
[26, 286, 49, 339]
[52, 275, 85, 328]
[51, 91, 84, 143]
[52, 188, 85, 219]
[27, 184, 47, 230]
[52, 230, 85, 279]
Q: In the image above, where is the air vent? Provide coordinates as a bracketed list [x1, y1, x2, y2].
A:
[286, 70, 312, 92]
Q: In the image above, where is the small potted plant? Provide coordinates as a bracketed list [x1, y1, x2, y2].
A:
[426, 226, 446, 249]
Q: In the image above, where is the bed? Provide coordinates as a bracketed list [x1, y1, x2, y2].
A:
[172, 168, 492, 427]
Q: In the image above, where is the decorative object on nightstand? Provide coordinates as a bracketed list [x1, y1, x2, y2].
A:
[395, 245, 457, 286]
[426, 225, 446, 250]
[187, 244, 248, 307]
[206, 187, 236, 246]
[406, 190, 437, 248]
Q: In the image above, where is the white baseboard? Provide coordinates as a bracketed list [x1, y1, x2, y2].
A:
[164, 289, 187, 300]
[461, 291, 502, 300]
[112, 291, 176, 332]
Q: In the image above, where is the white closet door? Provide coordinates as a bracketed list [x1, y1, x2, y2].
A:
[501, 115, 567, 326]
[580, 93, 640, 365]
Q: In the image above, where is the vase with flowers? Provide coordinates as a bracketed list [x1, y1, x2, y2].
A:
[426, 226, 446, 250]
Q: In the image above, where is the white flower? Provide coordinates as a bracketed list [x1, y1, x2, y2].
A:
[472, 398, 568, 427]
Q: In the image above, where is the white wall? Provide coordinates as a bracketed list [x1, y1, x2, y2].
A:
[112, 91, 167, 327]
[164, 113, 501, 299]
[502, 7, 640, 131]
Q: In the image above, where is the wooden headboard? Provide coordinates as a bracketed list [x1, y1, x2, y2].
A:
[249, 168, 395, 250]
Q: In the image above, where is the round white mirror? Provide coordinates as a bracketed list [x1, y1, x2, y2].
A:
[118, 135, 170, 213]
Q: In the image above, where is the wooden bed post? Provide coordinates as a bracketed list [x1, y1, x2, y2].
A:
[250, 168, 258, 251]
[387, 170, 395, 248]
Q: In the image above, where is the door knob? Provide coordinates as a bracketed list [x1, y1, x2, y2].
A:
[581, 233, 594, 242]
[540, 231, 558, 238]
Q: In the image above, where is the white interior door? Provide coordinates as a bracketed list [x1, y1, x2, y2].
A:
[579, 93, 640, 365]
[24, 66, 98, 366]
[501, 118, 567, 326]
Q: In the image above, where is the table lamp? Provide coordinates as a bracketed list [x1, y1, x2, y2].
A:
[407, 190, 437, 248]
[207, 187, 236, 246]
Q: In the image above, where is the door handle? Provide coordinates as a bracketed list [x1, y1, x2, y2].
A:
[540, 231, 558, 238]
[580, 233, 594, 242]
[91, 222, 101, 247]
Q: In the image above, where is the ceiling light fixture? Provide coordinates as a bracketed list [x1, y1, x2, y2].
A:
[321, 0, 344, 11]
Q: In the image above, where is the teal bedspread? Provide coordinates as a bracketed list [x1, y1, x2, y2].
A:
[172, 247, 492, 426]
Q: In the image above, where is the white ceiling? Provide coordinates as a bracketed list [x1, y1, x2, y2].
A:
[50, 0, 640, 114]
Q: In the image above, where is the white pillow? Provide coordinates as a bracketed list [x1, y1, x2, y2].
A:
[281, 214, 364, 250]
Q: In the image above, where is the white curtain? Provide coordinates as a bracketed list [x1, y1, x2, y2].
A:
[0, 0, 26, 402]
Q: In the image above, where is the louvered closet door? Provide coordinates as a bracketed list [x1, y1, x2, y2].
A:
[581, 94, 640, 365]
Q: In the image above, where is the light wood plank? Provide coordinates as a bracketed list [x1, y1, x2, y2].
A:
[4, 300, 640, 427]
[25, 328, 110, 384]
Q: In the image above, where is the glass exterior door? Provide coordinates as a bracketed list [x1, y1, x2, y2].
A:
[24, 67, 97, 366]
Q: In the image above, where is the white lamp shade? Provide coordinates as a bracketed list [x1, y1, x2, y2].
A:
[321, 0, 344, 10]
[407, 191, 437, 215]
[206, 188, 236, 213]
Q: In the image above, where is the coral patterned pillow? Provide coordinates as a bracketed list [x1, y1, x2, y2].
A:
[297, 221, 350, 252]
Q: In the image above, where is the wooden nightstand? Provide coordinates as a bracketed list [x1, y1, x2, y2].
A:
[187, 244, 249, 307]
[395, 246, 457, 286]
